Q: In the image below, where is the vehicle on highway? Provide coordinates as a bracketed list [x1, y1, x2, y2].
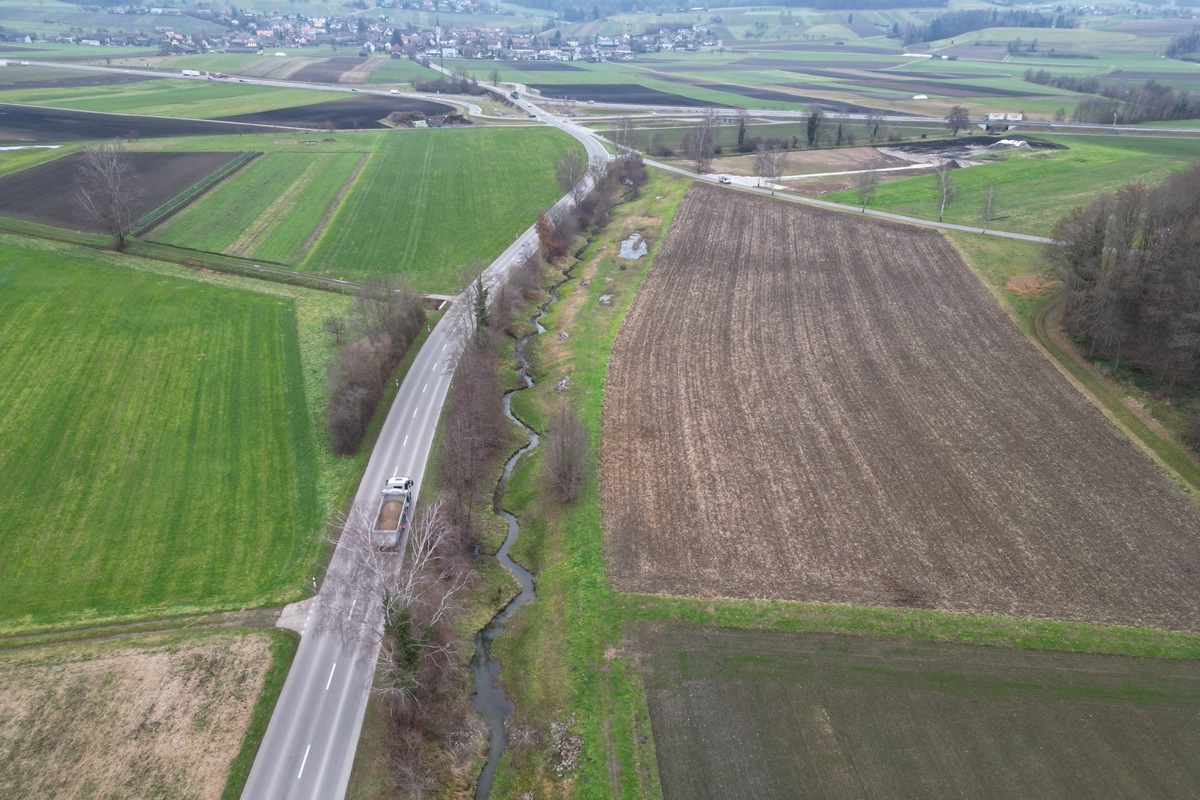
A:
[373, 475, 414, 549]
[718, 176, 731, 185]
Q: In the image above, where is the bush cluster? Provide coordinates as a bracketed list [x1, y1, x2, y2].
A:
[327, 282, 426, 455]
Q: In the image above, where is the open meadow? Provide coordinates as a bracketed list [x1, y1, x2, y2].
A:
[823, 135, 1200, 236]
[303, 126, 579, 292]
[601, 184, 1200, 631]
[0, 630, 293, 799]
[637, 627, 1200, 800]
[0, 238, 322, 628]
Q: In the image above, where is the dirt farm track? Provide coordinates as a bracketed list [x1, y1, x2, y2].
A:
[601, 184, 1200, 631]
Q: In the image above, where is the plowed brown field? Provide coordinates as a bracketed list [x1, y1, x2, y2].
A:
[601, 184, 1200, 630]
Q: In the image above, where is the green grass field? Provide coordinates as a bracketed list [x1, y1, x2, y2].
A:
[303, 126, 580, 292]
[0, 238, 323, 628]
[0, 76, 333, 119]
[825, 134, 1200, 235]
[639, 628, 1200, 800]
[149, 150, 363, 264]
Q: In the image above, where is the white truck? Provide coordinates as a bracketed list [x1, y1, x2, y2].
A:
[181, 69, 202, 77]
[373, 475, 413, 549]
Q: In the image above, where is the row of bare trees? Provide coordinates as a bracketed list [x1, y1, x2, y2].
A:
[326, 280, 426, 455]
[1046, 164, 1200, 416]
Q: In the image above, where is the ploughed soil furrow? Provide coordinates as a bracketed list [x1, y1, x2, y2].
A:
[601, 183, 1200, 631]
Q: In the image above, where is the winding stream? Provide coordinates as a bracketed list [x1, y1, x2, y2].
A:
[470, 278, 563, 799]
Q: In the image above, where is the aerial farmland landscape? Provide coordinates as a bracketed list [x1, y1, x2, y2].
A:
[1, 0, 1200, 797]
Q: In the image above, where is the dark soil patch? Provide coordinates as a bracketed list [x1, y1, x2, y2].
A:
[527, 82, 720, 106]
[0, 103, 280, 144]
[843, 77, 1038, 98]
[637, 628, 1200, 800]
[288, 57, 373, 83]
[505, 61, 584, 71]
[694, 81, 883, 112]
[218, 96, 452, 129]
[0, 73, 156, 91]
[888, 134, 1068, 157]
[0, 151, 240, 232]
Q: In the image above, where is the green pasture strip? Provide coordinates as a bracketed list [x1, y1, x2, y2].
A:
[0, 145, 75, 178]
[0, 233, 360, 633]
[362, 57, 439, 86]
[0, 78, 331, 118]
[133, 150, 260, 234]
[148, 150, 360, 264]
[824, 134, 1200, 236]
[303, 126, 579, 293]
[221, 630, 300, 800]
[638, 627, 1200, 800]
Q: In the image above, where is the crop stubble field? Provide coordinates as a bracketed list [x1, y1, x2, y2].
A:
[602, 184, 1200, 631]
[637, 627, 1200, 800]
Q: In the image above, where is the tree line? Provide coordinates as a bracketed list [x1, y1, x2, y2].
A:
[325, 281, 427, 455]
[896, 8, 1071, 46]
[1025, 71, 1200, 124]
[1166, 27, 1200, 62]
[1046, 163, 1200, 441]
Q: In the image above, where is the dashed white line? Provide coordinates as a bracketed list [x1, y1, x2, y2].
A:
[326, 663, 337, 691]
[349, 597, 357, 618]
[441, 344, 447, 352]
[412, 407, 418, 419]
[297, 744, 311, 780]
[422, 383, 427, 393]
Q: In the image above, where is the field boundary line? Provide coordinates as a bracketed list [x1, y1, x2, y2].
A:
[300, 152, 369, 258]
[0, 608, 283, 651]
[1032, 297, 1200, 496]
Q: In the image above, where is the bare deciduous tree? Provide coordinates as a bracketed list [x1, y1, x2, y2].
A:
[980, 181, 999, 231]
[946, 105, 971, 137]
[610, 115, 637, 157]
[866, 110, 885, 143]
[854, 163, 881, 212]
[936, 160, 959, 222]
[553, 149, 587, 203]
[682, 108, 719, 173]
[76, 140, 142, 249]
[542, 405, 587, 503]
[754, 143, 787, 195]
[323, 315, 347, 345]
[805, 106, 826, 148]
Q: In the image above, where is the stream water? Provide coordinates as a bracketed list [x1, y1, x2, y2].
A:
[469, 279, 562, 800]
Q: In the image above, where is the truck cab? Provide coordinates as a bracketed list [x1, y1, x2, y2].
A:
[385, 476, 413, 493]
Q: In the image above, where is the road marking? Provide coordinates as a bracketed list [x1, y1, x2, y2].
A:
[403, 434, 409, 447]
[432, 362, 438, 371]
[441, 344, 447, 352]
[412, 407, 418, 419]
[422, 383, 427, 393]
[326, 663, 337, 691]
[297, 744, 311, 780]
[349, 598, 357, 618]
